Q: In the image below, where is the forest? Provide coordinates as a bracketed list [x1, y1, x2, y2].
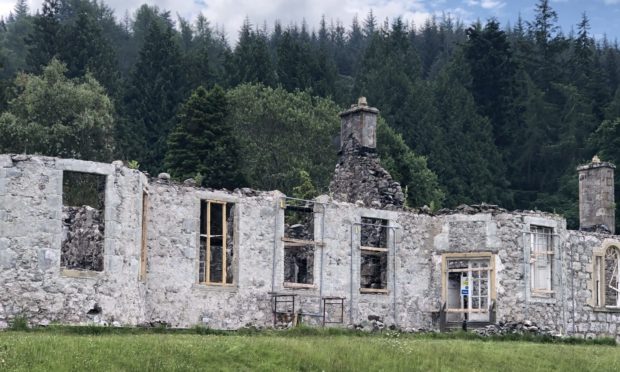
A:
[1, 0, 619, 230]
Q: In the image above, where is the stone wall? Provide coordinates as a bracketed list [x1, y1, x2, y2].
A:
[1, 154, 619, 340]
[0, 154, 147, 328]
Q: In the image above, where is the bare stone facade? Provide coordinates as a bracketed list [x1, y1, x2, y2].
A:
[1, 100, 619, 340]
[0, 153, 619, 339]
[578, 157, 615, 234]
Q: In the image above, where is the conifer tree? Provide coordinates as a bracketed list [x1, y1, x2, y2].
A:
[26, 0, 60, 72]
[165, 85, 245, 189]
[119, 20, 184, 172]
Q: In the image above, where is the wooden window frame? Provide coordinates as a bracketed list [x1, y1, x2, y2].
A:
[593, 243, 620, 310]
[529, 225, 555, 297]
[281, 199, 317, 288]
[359, 218, 390, 294]
[441, 252, 496, 313]
[199, 200, 234, 286]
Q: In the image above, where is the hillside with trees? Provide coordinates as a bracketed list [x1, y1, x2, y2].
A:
[1, 0, 619, 229]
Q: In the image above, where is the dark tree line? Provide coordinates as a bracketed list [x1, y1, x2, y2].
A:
[1, 0, 620, 228]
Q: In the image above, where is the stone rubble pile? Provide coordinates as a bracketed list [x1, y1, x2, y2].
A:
[61, 205, 104, 271]
[330, 137, 405, 210]
[435, 203, 508, 215]
[473, 320, 558, 337]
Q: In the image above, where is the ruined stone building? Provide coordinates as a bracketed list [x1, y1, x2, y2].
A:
[1, 99, 620, 339]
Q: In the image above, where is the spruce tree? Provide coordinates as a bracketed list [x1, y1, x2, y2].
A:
[119, 20, 184, 173]
[165, 85, 245, 189]
[26, 0, 60, 72]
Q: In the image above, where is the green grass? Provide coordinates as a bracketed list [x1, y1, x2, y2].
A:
[0, 329, 618, 371]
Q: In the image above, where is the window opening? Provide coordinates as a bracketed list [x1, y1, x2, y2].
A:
[445, 257, 491, 322]
[604, 247, 620, 308]
[282, 198, 316, 286]
[530, 226, 554, 296]
[360, 217, 389, 293]
[199, 200, 234, 285]
[61, 171, 106, 272]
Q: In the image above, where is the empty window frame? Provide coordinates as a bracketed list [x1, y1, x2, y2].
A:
[594, 246, 620, 308]
[530, 225, 554, 296]
[61, 171, 106, 272]
[282, 199, 316, 287]
[199, 200, 235, 285]
[360, 217, 389, 293]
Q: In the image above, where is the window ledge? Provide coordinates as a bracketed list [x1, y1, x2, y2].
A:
[592, 306, 620, 313]
[283, 282, 316, 290]
[360, 288, 389, 295]
[61, 268, 102, 279]
[528, 296, 556, 304]
[192, 283, 238, 292]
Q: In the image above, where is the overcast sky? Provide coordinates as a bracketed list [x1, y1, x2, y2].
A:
[2, 0, 620, 43]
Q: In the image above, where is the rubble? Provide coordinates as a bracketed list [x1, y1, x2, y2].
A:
[436, 203, 508, 215]
[61, 205, 104, 271]
[472, 320, 558, 337]
[330, 137, 405, 209]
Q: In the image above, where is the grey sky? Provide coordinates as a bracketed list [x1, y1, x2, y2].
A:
[2, 1, 620, 42]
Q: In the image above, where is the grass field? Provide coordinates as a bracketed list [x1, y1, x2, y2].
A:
[0, 328, 618, 371]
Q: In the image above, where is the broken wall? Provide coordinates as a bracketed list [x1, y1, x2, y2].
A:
[1, 154, 619, 339]
[0, 155, 147, 328]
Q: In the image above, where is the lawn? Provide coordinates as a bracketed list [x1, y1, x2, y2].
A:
[0, 330, 618, 371]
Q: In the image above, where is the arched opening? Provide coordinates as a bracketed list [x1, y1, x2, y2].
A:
[604, 246, 620, 308]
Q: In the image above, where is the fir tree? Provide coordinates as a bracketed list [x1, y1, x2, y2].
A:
[119, 20, 184, 173]
[165, 85, 245, 188]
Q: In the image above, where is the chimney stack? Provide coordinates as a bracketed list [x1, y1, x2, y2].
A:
[339, 97, 379, 153]
[577, 156, 616, 234]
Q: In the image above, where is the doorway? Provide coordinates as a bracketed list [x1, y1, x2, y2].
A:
[444, 255, 493, 323]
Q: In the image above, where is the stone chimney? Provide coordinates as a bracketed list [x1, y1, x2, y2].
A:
[339, 97, 379, 154]
[329, 98, 405, 209]
[577, 156, 615, 234]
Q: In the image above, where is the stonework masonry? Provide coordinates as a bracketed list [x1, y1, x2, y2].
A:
[578, 157, 615, 234]
[1, 100, 619, 338]
[1, 153, 620, 339]
[329, 99, 405, 209]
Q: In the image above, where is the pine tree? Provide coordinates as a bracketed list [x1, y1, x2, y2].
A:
[463, 20, 517, 154]
[431, 54, 509, 206]
[119, 20, 184, 173]
[26, 0, 60, 72]
[165, 85, 245, 188]
[58, 5, 120, 97]
[229, 18, 275, 87]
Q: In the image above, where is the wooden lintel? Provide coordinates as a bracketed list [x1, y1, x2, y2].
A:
[360, 246, 388, 253]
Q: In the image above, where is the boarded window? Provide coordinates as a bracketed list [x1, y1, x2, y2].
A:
[199, 200, 235, 285]
[61, 171, 106, 271]
[283, 199, 315, 286]
[360, 217, 389, 293]
[530, 225, 553, 296]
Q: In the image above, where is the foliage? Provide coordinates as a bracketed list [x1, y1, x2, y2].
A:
[376, 119, 444, 208]
[0, 0, 619, 219]
[7, 315, 29, 331]
[225, 84, 340, 194]
[226, 84, 442, 207]
[118, 17, 184, 174]
[0, 58, 114, 161]
[292, 170, 318, 200]
[164, 85, 245, 189]
[0, 331, 617, 371]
